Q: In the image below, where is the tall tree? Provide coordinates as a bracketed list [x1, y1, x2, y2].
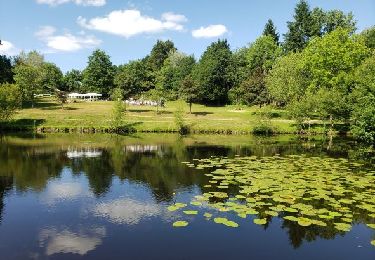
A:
[82, 49, 115, 96]
[193, 39, 234, 105]
[263, 19, 279, 45]
[40, 62, 63, 92]
[0, 55, 14, 84]
[283, 0, 312, 52]
[114, 59, 153, 100]
[147, 40, 176, 71]
[157, 51, 195, 99]
[63, 69, 83, 92]
[239, 35, 281, 106]
[13, 51, 44, 107]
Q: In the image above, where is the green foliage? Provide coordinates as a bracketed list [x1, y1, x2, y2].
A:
[266, 52, 306, 105]
[114, 59, 153, 99]
[193, 39, 234, 105]
[283, 0, 313, 52]
[263, 19, 279, 45]
[63, 69, 82, 92]
[238, 68, 269, 107]
[0, 83, 21, 121]
[147, 40, 176, 71]
[350, 55, 375, 143]
[82, 49, 115, 95]
[156, 51, 195, 99]
[41, 62, 63, 92]
[110, 88, 125, 130]
[179, 75, 199, 113]
[247, 35, 281, 72]
[360, 26, 375, 49]
[283, 1, 356, 52]
[174, 104, 189, 134]
[0, 55, 14, 84]
[13, 51, 44, 107]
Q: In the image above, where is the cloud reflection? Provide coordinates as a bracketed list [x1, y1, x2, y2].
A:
[41, 182, 89, 205]
[39, 226, 106, 256]
[93, 198, 164, 225]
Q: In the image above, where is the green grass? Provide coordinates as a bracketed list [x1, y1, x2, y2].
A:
[1, 97, 328, 134]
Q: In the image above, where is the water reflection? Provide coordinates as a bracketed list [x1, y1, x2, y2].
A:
[0, 134, 374, 259]
[39, 226, 106, 256]
[93, 198, 167, 225]
[40, 181, 90, 205]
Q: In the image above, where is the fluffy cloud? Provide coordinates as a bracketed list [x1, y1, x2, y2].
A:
[0, 40, 19, 55]
[36, 26, 101, 52]
[78, 9, 187, 38]
[36, 0, 106, 7]
[192, 24, 228, 38]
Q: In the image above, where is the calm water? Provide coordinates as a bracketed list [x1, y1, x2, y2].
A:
[0, 133, 374, 260]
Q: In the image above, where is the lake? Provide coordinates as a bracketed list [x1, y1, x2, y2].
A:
[0, 133, 374, 259]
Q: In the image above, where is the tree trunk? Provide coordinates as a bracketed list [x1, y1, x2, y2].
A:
[189, 102, 192, 114]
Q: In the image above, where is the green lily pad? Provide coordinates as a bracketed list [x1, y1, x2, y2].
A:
[173, 221, 188, 227]
[366, 224, 375, 229]
[253, 218, 267, 225]
[183, 210, 198, 215]
[213, 217, 239, 228]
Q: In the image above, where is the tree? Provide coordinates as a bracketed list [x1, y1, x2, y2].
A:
[82, 49, 115, 96]
[323, 10, 356, 34]
[157, 51, 195, 99]
[0, 55, 14, 84]
[54, 89, 68, 109]
[0, 83, 21, 121]
[242, 35, 281, 107]
[180, 75, 200, 113]
[247, 35, 281, 72]
[350, 54, 375, 143]
[63, 69, 83, 92]
[41, 62, 63, 92]
[283, 1, 356, 52]
[147, 40, 176, 71]
[266, 52, 306, 105]
[239, 68, 269, 107]
[110, 88, 125, 130]
[114, 59, 153, 100]
[263, 19, 279, 45]
[193, 39, 234, 105]
[13, 51, 44, 107]
[361, 26, 375, 49]
[283, 0, 313, 52]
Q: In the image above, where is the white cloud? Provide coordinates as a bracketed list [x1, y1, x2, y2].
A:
[0, 40, 19, 55]
[36, 26, 101, 52]
[39, 226, 106, 256]
[192, 24, 228, 38]
[78, 9, 187, 38]
[36, 0, 106, 7]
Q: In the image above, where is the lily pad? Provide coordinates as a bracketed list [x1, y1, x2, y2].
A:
[253, 218, 267, 225]
[183, 210, 198, 215]
[173, 221, 188, 227]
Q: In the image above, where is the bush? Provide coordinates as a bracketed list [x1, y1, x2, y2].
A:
[174, 105, 189, 134]
[0, 83, 21, 121]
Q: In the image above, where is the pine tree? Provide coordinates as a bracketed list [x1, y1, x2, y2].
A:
[283, 0, 312, 52]
[263, 19, 279, 45]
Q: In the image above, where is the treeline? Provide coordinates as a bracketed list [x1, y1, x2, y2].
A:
[1, 0, 375, 142]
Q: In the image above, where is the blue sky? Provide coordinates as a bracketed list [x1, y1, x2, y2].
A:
[1, 0, 374, 72]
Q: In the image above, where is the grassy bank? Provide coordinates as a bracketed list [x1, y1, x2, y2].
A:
[0, 97, 331, 135]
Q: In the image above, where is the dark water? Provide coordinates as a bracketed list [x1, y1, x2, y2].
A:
[0, 133, 374, 260]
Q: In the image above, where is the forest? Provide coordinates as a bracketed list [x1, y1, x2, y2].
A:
[0, 0, 375, 142]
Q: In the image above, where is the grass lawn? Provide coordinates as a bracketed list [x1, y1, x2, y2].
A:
[4, 97, 307, 134]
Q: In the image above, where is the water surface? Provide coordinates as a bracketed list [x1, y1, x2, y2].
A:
[0, 134, 374, 259]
